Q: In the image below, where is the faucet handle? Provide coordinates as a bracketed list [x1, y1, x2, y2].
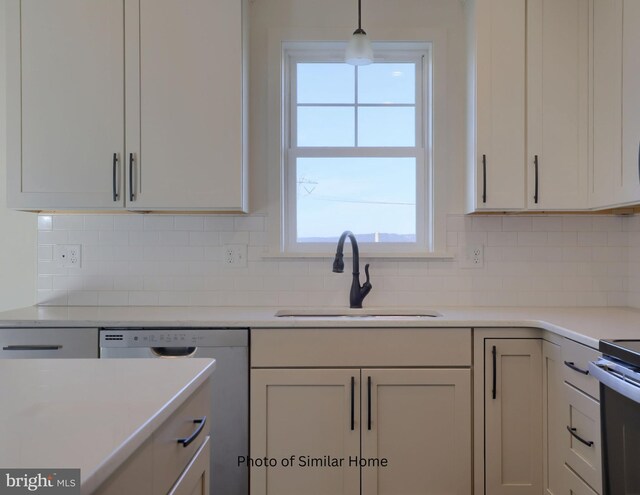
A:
[361, 264, 372, 296]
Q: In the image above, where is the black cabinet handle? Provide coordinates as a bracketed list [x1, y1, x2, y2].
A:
[367, 376, 372, 431]
[129, 153, 135, 202]
[564, 361, 589, 375]
[177, 417, 206, 448]
[492, 345, 497, 399]
[567, 426, 594, 447]
[112, 153, 119, 202]
[637, 141, 640, 184]
[482, 154, 487, 203]
[2, 345, 62, 351]
[534, 155, 539, 204]
[350, 376, 355, 431]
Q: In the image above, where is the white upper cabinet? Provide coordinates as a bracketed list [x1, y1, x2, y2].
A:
[589, 0, 640, 209]
[527, 0, 589, 210]
[468, 0, 590, 212]
[468, 0, 526, 212]
[5, 0, 248, 212]
[6, 0, 125, 209]
[621, 0, 640, 204]
[124, 0, 247, 211]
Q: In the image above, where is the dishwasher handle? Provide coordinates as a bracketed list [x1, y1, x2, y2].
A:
[151, 347, 197, 358]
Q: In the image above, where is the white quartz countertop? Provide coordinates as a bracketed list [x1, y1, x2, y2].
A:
[0, 305, 639, 348]
[0, 358, 215, 494]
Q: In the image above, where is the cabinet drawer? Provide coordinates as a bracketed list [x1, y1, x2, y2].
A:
[153, 380, 211, 494]
[565, 384, 602, 493]
[562, 339, 600, 399]
[251, 328, 471, 367]
[0, 328, 98, 358]
[566, 465, 599, 495]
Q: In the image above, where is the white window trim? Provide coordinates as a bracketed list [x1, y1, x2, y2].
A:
[266, 28, 450, 259]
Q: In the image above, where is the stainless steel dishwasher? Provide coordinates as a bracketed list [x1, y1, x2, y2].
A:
[100, 327, 248, 495]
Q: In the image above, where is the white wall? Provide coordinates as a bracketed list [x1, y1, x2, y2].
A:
[0, 4, 37, 312]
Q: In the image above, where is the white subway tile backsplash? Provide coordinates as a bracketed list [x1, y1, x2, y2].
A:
[53, 215, 84, 230]
[84, 215, 114, 231]
[113, 215, 144, 231]
[36, 213, 638, 308]
[503, 217, 532, 232]
[143, 216, 174, 231]
[38, 215, 52, 231]
[174, 216, 204, 231]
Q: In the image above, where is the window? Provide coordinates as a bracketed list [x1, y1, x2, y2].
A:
[282, 42, 432, 254]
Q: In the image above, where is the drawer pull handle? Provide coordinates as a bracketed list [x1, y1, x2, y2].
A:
[564, 361, 589, 375]
[350, 376, 355, 431]
[3, 345, 62, 351]
[367, 376, 372, 431]
[177, 417, 206, 448]
[492, 345, 497, 399]
[567, 426, 594, 447]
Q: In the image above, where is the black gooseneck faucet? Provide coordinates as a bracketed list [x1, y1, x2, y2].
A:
[332, 231, 372, 309]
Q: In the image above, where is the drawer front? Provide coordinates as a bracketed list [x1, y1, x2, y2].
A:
[562, 339, 600, 399]
[251, 328, 471, 367]
[565, 384, 602, 493]
[566, 465, 599, 495]
[0, 327, 98, 358]
[153, 379, 211, 494]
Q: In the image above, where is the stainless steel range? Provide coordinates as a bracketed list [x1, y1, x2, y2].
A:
[590, 340, 640, 495]
[100, 327, 248, 495]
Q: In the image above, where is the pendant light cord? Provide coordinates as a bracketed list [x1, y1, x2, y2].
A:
[354, 0, 366, 35]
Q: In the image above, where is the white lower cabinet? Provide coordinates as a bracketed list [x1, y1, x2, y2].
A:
[543, 340, 565, 495]
[95, 379, 211, 495]
[484, 338, 543, 495]
[250, 367, 471, 495]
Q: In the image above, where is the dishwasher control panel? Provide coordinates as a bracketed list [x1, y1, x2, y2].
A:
[99, 328, 248, 348]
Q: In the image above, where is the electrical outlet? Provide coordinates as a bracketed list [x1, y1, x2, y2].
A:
[54, 244, 82, 268]
[460, 244, 484, 269]
[223, 244, 247, 268]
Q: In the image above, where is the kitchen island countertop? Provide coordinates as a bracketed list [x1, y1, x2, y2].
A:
[0, 358, 215, 493]
[0, 305, 639, 348]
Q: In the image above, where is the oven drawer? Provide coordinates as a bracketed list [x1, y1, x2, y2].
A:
[565, 383, 602, 493]
[566, 465, 599, 495]
[563, 339, 600, 399]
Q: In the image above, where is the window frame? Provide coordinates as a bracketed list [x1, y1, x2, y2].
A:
[281, 41, 433, 254]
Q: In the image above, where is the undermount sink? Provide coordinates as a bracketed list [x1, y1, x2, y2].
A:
[275, 308, 442, 318]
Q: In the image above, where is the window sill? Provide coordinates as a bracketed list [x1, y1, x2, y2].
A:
[263, 251, 456, 260]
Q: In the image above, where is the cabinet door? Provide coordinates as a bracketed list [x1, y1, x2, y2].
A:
[250, 369, 360, 495]
[527, 0, 589, 209]
[5, 0, 125, 210]
[168, 436, 211, 495]
[361, 369, 471, 495]
[124, 0, 247, 211]
[470, 0, 526, 211]
[621, 0, 640, 203]
[485, 339, 543, 495]
[543, 341, 565, 495]
[591, 0, 624, 208]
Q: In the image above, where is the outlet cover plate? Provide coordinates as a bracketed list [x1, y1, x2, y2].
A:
[460, 244, 484, 269]
[223, 244, 247, 268]
[54, 244, 82, 268]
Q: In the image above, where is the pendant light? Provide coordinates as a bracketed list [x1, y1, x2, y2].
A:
[345, 0, 373, 66]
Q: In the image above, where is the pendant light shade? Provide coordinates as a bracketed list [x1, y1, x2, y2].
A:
[345, 0, 373, 66]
